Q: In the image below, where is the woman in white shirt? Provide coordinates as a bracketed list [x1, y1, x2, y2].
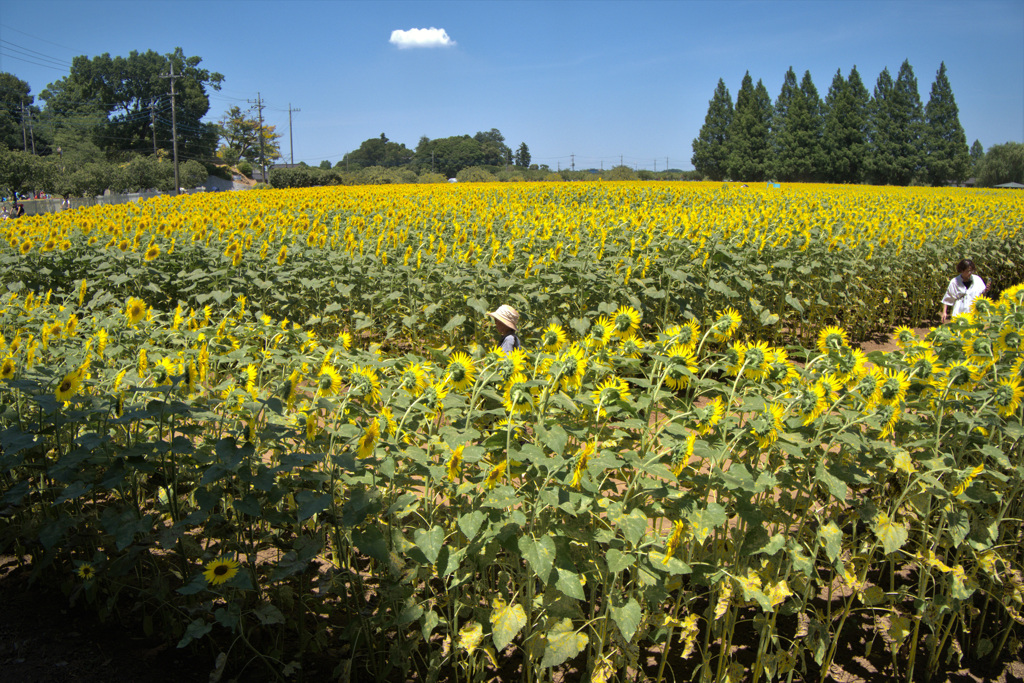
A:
[941, 259, 986, 322]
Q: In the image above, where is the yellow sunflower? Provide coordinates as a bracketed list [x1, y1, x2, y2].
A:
[591, 375, 631, 417]
[742, 340, 772, 381]
[203, 557, 241, 586]
[399, 362, 430, 397]
[712, 307, 742, 342]
[55, 368, 84, 402]
[349, 365, 382, 404]
[692, 395, 726, 435]
[76, 563, 96, 581]
[993, 376, 1024, 417]
[445, 444, 464, 483]
[554, 344, 587, 393]
[892, 326, 918, 349]
[664, 343, 698, 390]
[817, 325, 849, 355]
[357, 420, 380, 458]
[318, 363, 342, 396]
[0, 356, 15, 381]
[586, 316, 614, 349]
[877, 369, 910, 406]
[794, 383, 828, 426]
[750, 401, 786, 449]
[143, 243, 160, 262]
[611, 305, 642, 339]
[503, 372, 533, 415]
[125, 297, 147, 325]
[541, 323, 568, 353]
[446, 351, 477, 392]
[617, 334, 646, 359]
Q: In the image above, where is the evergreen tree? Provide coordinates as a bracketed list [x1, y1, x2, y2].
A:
[773, 69, 824, 182]
[691, 78, 733, 180]
[727, 73, 773, 182]
[969, 139, 984, 178]
[515, 142, 531, 168]
[769, 68, 800, 179]
[867, 61, 924, 185]
[923, 62, 970, 186]
[798, 71, 825, 179]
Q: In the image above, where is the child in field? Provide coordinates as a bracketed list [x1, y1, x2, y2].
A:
[941, 259, 986, 322]
[486, 304, 521, 352]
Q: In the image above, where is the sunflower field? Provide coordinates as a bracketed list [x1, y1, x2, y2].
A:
[1, 182, 1024, 682]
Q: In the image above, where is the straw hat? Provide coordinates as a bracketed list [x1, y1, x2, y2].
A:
[486, 304, 519, 331]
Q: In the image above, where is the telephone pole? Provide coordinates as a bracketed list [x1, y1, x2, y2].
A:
[161, 62, 182, 194]
[150, 98, 158, 155]
[287, 103, 300, 165]
[248, 93, 267, 182]
[571, 153, 575, 172]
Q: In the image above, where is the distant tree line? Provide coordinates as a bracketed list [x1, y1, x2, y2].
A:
[691, 61, 1020, 187]
[0, 48, 225, 200]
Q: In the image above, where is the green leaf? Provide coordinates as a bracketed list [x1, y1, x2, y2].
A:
[873, 513, 907, 555]
[610, 598, 642, 641]
[458, 510, 486, 541]
[555, 568, 586, 601]
[177, 618, 212, 648]
[815, 460, 847, 501]
[414, 525, 445, 565]
[540, 618, 589, 668]
[605, 549, 635, 574]
[518, 534, 556, 583]
[490, 600, 527, 651]
[818, 521, 843, 562]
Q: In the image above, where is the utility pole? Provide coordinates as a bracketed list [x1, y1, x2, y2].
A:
[287, 103, 300, 165]
[151, 97, 159, 156]
[654, 159, 657, 172]
[248, 92, 267, 182]
[620, 154, 623, 167]
[161, 62, 183, 194]
[571, 153, 575, 172]
[21, 100, 27, 152]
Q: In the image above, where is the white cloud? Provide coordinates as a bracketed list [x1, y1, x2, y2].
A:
[389, 27, 455, 49]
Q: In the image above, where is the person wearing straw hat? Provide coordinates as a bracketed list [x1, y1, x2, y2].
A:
[487, 304, 521, 352]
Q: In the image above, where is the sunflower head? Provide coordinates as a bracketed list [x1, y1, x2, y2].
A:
[611, 305, 642, 338]
[712, 308, 742, 341]
[447, 351, 477, 392]
[541, 323, 568, 353]
[203, 557, 241, 586]
[817, 325, 849, 355]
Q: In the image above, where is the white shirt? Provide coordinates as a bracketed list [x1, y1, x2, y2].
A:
[941, 274, 986, 317]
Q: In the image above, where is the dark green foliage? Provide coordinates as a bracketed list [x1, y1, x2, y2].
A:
[771, 69, 824, 182]
[923, 62, 970, 186]
[969, 140, 984, 178]
[822, 67, 870, 183]
[867, 61, 924, 185]
[411, 130, 510, 178]
[515, 142, 531, 168]
[0, 73, 36, 152]
[342, 133, 413, 170]
[976, 142, 1024, 186]
[40, 48, 222, 161]
[691, 79, 733, 181]
[727, 74, 773, 182]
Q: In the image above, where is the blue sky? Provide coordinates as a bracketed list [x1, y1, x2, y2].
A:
[1, 0, 1022, 170]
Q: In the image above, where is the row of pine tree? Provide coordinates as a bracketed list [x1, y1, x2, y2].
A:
[691, 61, 971, 186]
